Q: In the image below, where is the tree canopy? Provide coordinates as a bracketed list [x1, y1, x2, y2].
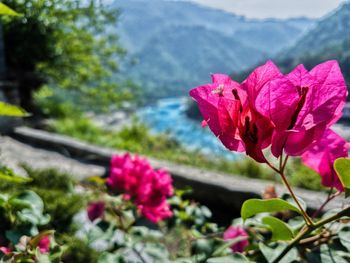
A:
[1, 0, 135, 111]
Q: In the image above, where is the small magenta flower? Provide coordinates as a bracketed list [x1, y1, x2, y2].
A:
[256, 60, 347, 157]
[223, 226, 249, 253]
[38, 236, 50, 254]
[0, 247, 11, 255]
[302, 129, 349, 191]
[87, 201, 105, 222]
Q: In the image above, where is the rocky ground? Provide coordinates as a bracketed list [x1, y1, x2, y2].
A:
[0, 135, 105, 179]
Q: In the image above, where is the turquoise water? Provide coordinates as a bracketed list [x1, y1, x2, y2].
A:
[137, 97, 240, 160]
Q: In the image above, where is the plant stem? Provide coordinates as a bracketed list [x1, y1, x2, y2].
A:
[266, 158, 313, 226]
[312, 189, 339, 219]
[279, 171, 313, 226]
[272, 206, 350, 263]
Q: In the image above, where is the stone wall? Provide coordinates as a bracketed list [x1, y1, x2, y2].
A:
[11, 126, 346, 222]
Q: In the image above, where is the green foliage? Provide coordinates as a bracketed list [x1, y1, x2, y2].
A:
[334, 158, 350, 197]
[60, 235, 99, 263]
[261, 216, 294, 241]
[241, 198, 301, 220]
[0, 165, 85, 235]
[22, 166, 85, 234]
[259, 242, 298, 263]
[288, 159, 324, 191]
[2, 0, 135, 110]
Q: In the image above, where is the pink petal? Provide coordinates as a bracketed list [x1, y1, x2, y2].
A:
[242, 60, 282, 107]
[302, 129, 349, 191]
[309, 60, 348, 126]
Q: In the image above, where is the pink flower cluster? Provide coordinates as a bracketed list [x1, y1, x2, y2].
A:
[190, 60, 349, 191]
[223, 226, 249, 253]
[107, 153, 174, 223]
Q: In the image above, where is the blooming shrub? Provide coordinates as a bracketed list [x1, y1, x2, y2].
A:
[189, 60, 350, 262]
[190, 60, 349, 188]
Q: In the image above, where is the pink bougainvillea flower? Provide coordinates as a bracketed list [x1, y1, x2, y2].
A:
[189, 61, 281, 162]
[107, 154, 173, 223]
[223, 226, 249, 253]
[138, 200, 173, 223]
[0, 247, 12, 255]
[107, 153, 152, 199]
[136, 169, 173, 207]
[257, 60, 347, 157]
[302, 129, 349, 191]
[87, 201, 105, 222]
[38, 236, 50, 254]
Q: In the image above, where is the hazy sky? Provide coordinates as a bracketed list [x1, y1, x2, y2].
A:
[190, 0, 345, 19]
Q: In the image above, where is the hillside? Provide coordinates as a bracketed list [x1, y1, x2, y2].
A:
[113, 0, 314, 100]
[276, 2, 350, 93]
[231, 3, 350, 91]
[281, 2, 350, 59]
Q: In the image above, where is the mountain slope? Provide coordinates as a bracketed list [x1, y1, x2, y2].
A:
[275, 2, 350, 92]
[113, 0, 314, 100]
[281, 2, 350, 59]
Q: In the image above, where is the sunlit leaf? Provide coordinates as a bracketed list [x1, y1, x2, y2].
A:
[262, 216, 294, 241]
[0, 3, 21, 16]
[241, 198, 301, 220]
[334, 158, 350, 197]
[0, 170, 32, 184]
[0, 102, 28, 117]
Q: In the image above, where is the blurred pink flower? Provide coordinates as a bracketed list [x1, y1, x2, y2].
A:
[136, 169, 173, 207]
[302, 129, 349, 191]
[223, 226, 249, 253]
[107, 154, 152, 198]
[38, 236, 50, 254]
[189, 61, 281, 162]
[257, 60, 347, 157]
[138, 200, 173, 223]
[87, 201, 105, 222]
[0, 246, 11, 255]
[108, 154, 173, 223]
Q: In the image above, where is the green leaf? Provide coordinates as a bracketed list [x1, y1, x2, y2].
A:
[334, 158, 350, 197]
[241, 198, 301, 220]
[9, 191, 50, 225]
[0, 170, 32, 184]
[97, 252, 123, 263]
[0, 102, 28, 117]
[339, 225, 350, 251]
[207, 254, 250, 263]
[0, 3, 21, 16]
[262, 216, 294, 241]
[320, 244, 349, 263]
[259, 242, 298, 263]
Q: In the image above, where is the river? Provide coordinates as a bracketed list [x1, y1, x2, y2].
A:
[137, 97, 240, 160]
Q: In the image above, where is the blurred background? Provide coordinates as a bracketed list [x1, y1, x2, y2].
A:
[1, 0, 350, 190]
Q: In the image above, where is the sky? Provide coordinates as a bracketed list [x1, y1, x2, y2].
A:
[190, 0, 345, 19]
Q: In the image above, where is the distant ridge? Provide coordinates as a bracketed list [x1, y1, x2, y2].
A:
[112, 0, 314, 100]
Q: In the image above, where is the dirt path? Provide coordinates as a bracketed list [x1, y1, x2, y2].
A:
[0, 135, 105, 179]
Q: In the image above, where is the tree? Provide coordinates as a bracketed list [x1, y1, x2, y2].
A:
[1, 0, 134, 112]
